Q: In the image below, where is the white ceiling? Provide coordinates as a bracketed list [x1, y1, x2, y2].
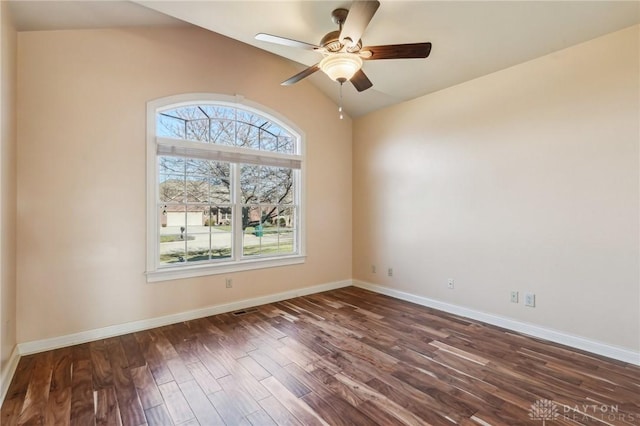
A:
[9, 1, 640, 118]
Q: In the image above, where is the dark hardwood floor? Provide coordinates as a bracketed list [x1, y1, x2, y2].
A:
[2, 286, 639, 425]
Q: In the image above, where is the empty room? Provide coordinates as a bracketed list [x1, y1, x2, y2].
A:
[0, 0, 639, 425]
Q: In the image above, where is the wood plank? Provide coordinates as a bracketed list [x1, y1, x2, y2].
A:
[184, 361, 222, 395]
[5, 356, 36, 400]
[333, 372, 437, 426]
[1, 397, 24, 426]
[134, 331, 174, 385]
[177, 379, 224, 425]
[130, 366, 163, 410]
[206, 389, 248, 425]
[144, 404, 173, 426]
[237, 355, 271, 381]
[260, 376, 328, 426]
[44, 387, 71, 426]
[191, 339, 229, 380]
[90, 340, 113, 389]
[215, 374, 262, 416]
[120, 334, 147, 369]
[69, 359, 94, 426]
[246, 408, 277, 426]
[200, 341, 270, 401]
[257, 395, 302, 426]
[161, 323, 200, 365]
[17, 351, 53, 425]
[49, 347, 73, 393]
[95, 386, 122, 426]
[157, 381, 195, 425]
[301, 392, 376, 426]
[165, 357, 193, 384]
[106, 338, 146, 426]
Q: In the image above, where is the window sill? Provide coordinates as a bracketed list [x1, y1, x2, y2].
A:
[146, 255, 306, 283]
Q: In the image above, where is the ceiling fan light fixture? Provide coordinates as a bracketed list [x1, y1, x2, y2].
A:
[319, 53, 363, 83]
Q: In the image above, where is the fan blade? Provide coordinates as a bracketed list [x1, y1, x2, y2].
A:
[362, 42, 432, 60]
[255, 33, 319, 50]
[339, 1, 380, 48]
[350, 69, 373, 92]
[281, 64, 321, 86]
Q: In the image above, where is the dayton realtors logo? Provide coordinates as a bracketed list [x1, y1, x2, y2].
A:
[529, 399, 637, 423]
[529, 399, 559, 425]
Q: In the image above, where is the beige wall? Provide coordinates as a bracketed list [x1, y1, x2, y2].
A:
[17, 27, 352, 342]
[0, 1, 17, 374]
[353, 26, 639, 351]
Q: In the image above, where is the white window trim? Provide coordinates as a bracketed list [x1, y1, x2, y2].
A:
[146, 93, 306, 283]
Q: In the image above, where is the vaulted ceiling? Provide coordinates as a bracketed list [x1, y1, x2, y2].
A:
[9, 1, 640, 117]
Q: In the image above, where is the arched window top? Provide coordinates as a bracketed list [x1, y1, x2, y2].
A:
[154, 95, 300, 155]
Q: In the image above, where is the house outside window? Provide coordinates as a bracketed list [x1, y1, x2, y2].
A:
[146, 94, 305, 282]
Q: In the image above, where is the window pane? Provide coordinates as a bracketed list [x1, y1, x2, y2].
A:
[236, 109, 262, 125]
[258, 166, 280, 203]
[277, 206, 295, 230]
[186, 118, 209, 142]
[159, 205, 186, 265]
[185, 159, 208, 176]
[243, 220, 263, 256]
[243, 206, 279, 257]
[276, 167, 294, 204]
[200, 105, 235, 120]
[207, 161, 231, 205]
[260, 129, 278, 152]
[210, 119, 235, 146]
[240, 165, 259, 204]
[279, 173, 294, 205]
[236, 122, 259, 149]
[242, 205, 260, 229]
[260, 205, 277, 227]
[185, 178, 207, 204]
[159, 156, 184, 174]
[278, 135, 295, 154]
[211, 231, 232, 259]
[207, 205, 232, 227]
[210, 177, 230, 204]
[157, 114, 186, 139]
[277, 206, 296, 255]
[277, 229, 295, 255]
[159, 175, 184, 203]
[240, 165, 294, 205]
[185, 206, 210, 262]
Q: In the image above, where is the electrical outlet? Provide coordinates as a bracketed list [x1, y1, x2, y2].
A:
[447, 278, 454, 289]
[510, 291, 519, 303]
[225, 278, 233, 288]
[371, 265, 376, 274]
[388, 268, 393, 277]
[524, 292, 535, 307]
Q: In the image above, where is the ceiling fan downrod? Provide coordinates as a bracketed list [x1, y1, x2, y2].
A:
[338, 82, 344, 120]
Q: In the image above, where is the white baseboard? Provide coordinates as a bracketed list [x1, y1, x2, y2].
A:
[18, 279, 352, 356]
[353, 280, 640, 366]
[0, 345, 20, 403]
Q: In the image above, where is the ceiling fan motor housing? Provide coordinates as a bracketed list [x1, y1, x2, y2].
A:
[324, 8, 362, 53]
[320, 30, 362, 53]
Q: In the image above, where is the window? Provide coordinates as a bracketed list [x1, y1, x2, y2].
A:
[146, 94, 304, 282]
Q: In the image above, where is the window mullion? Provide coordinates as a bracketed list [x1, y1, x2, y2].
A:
[232, 163, 242, 262]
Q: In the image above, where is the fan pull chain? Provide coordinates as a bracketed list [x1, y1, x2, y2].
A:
[338, 82, 344, 120]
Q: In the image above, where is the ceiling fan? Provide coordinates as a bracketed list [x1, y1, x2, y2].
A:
[255, 0, 432, 93]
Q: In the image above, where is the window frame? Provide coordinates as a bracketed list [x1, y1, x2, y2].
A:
[146, 93, 306, 283]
